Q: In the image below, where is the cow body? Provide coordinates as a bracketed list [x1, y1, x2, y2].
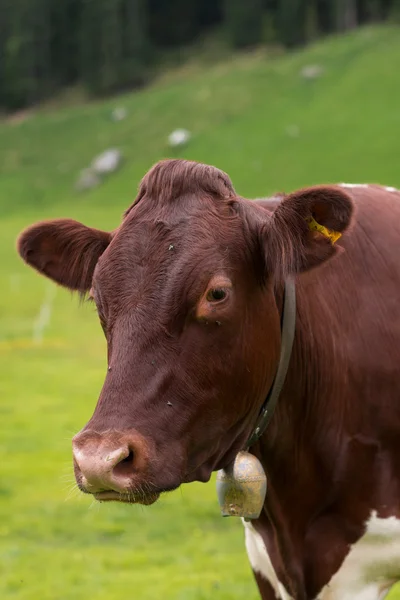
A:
[245, 184, 400, 599]
[17, 161, 400, 599]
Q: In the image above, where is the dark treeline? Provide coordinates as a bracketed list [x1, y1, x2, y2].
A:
[0, 0, 398, 111]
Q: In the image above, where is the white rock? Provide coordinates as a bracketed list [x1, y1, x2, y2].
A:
[111, 107, 128, 121]
[300, 65, 324, 80]
[168, 129, 191, 148]
[91, 149, 122, 175]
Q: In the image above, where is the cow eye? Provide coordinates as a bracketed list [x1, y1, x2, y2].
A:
[206, 288, 227, 302]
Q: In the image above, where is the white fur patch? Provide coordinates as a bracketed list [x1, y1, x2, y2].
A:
[317, 512, 400, 599]
[242, 519, 293, 599]
[339, 183, 369, 189]
[243, 513, 400, 600]
[339, 183, 398, 194]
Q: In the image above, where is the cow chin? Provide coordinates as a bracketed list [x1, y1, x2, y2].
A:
[183, 463, 214, 484]
[93, 490, 161, 505]
[182, 436, 248, 485]
[75, 475, 179, 505]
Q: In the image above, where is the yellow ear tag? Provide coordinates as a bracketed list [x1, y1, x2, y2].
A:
[306, 216, 341, 244]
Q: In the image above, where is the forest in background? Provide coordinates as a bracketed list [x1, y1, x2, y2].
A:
[1, 0, 399, 111]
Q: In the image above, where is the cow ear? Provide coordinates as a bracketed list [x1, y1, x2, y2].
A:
[17, 219, 112, 292]
[264, 186, 354, 278]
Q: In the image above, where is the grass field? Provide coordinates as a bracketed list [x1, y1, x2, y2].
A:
[1, 24, 400, 600]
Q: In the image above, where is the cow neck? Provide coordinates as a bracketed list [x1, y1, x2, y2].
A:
[246, 278, 296, 448]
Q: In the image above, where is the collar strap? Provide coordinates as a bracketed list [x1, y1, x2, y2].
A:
[246, 278, 296, 448]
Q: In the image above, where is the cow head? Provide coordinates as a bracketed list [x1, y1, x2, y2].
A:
[17, 160, 353, 505]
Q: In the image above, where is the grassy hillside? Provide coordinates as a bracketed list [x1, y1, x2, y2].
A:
[1, 24, 400, 600]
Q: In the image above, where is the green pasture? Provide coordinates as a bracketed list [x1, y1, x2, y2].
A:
[1, 24, 400, 599]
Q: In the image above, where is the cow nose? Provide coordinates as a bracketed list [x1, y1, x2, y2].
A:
[72, 430, 149, 494]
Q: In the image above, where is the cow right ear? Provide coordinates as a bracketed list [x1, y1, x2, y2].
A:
[262, 185, 353, 279]
[17, 219, 112, 292]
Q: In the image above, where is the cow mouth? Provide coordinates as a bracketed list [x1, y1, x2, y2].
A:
[93, 490, 160, 505]
[76, 474, 180, 505]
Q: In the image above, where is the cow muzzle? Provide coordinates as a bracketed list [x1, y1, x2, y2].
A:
[72, 429, 159, 505]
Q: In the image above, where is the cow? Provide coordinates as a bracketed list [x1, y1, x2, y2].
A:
[17, 159, 400, 599]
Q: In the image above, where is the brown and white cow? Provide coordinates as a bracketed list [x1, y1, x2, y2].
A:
[17, 160, 400, 599]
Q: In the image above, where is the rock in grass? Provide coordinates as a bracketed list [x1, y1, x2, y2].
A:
[92, 149, 123, 175]
[168, 129, 191, 148]
[111, 107, 128, 121]
[300, 65, 324, 80]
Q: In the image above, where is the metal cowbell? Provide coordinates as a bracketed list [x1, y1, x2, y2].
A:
[216, 451, 267, 520]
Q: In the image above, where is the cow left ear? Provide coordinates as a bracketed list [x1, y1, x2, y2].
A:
[264, 186, 354, 278]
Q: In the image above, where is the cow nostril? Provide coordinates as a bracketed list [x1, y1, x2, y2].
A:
[120, 449, 134, 464]
[113, 449, 135, 477]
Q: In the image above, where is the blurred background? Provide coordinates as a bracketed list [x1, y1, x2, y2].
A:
[1, 1, 400, 599]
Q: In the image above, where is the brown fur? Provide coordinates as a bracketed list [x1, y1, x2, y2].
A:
[17, 161, 400, 599]
[124, 158, 235, 217]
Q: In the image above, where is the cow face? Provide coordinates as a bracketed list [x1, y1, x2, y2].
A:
[17, 160, 353, 504]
